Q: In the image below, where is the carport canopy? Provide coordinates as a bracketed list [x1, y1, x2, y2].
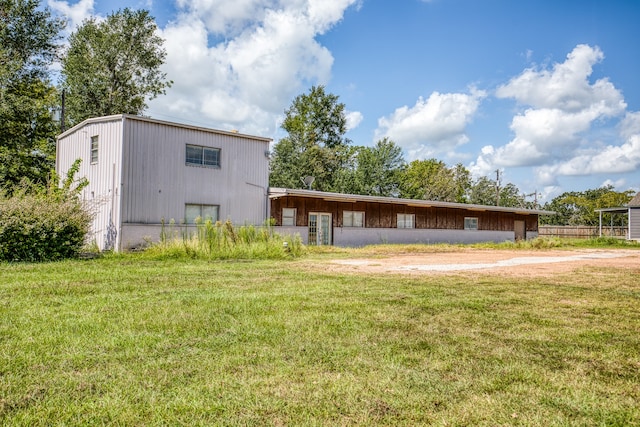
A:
[594, 207, 628, 238]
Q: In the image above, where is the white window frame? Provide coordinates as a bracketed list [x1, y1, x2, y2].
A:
[397, 213, 415, 229]
[90, 135, 99, 164]
[343, 211, 364, 227]
[185, 204, 219, 224]
[186, 144, 221, 168]
[464, 217, 478, 230]
[282, 208, 296, 226]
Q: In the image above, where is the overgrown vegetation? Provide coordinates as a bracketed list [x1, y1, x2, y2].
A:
[0, 249, 638, 425]
[143, 218, 304, 260]
[0, 160, 91, 262]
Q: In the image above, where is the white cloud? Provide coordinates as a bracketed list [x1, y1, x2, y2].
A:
[145, 0, 358, 135]
[50, 0, 359, 136]
[533, 133, 640, 187]
[345, 110, 363, 132]
[471, 44, 628, 180]
[375, 88, 486, 161]
[48, 0, 95, 33]
[496, 44, 625, 114]
[620, 111, 640, 140]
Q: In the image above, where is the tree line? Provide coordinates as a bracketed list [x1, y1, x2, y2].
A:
[1, 0, 171, 190]
[1, 1, 634, 229]
[269, 86, 636, 225]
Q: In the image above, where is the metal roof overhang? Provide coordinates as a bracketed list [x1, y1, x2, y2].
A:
[594, 207, 629, 214]
[268, 188, 555, 216]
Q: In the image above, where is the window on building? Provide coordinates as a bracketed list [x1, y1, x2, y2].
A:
[90, 135, 99, 164]
[282, 208, 296, 226]
[186, 144, 221, 168]
[343, 211, 364, 227]
[397, 213, 415, 229]
[464, 217, 478, 230]
[185, 204, 219, 224]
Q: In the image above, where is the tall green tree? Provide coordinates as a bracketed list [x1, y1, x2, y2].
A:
[347, 138, 405, 196]
[61, 8, 171, 124]
[0, 0, 64, 191]
[468, 176, 524, 207]
[269, 86, 352, 192]
[399, 159, 470, 202]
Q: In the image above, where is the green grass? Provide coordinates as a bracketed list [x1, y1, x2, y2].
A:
[1, 247, 639, 426]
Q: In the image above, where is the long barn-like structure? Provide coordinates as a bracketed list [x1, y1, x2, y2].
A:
[269, 188, 553, 246]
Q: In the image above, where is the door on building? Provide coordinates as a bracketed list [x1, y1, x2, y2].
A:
[309, 213, 332, 245]
[514, 220, 526, 241]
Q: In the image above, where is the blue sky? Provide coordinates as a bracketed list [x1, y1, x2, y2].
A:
[48, 0, 640, 202]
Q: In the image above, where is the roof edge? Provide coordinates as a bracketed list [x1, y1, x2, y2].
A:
[57, 114, 272, 142]
[268, 188, 555, 216]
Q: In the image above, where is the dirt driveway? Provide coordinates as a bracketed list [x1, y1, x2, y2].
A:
[328, 248, 640, 278]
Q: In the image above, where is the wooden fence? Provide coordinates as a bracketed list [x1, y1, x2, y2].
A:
[538, 225, 627, 239]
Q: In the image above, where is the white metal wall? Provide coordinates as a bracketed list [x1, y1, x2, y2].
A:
[119, 117, 270, 233]
[56, 116, 124, 251]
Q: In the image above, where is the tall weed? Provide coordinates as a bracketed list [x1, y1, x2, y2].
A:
[147, 218, 304, 260]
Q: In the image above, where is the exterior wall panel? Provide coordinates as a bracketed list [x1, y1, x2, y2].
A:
[120, 118, 269, 230]
[630, 208, 640, 240]
[56, 116, 123, 250]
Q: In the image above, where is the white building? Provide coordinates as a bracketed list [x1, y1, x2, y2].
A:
[56, 114, 271, 251]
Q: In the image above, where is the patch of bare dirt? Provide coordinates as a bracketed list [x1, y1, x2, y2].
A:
[325, 249, 640, 278]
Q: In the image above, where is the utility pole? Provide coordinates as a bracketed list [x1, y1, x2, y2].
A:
[524, 190, 541, 209]
[495, 169, 501, 206]
[60, 89, 66, 133]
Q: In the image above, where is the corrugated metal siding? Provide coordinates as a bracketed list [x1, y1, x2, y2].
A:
[120, 119, 269, 227]
[56, 118, 124, 250]
[630, 208, 640, 240]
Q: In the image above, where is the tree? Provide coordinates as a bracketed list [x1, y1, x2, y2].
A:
[347, 138, 405, 196]
[468, 176, 524, 207]
[269, 86, 352, 192]
[399, 159, 470, 202]
[0, 0, 64, 191]
[61, 8, 171, 124]
[541, 186, 634, 226]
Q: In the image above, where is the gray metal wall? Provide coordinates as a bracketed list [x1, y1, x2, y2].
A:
[57, 115, 270, 251]
[119, 117, 270, 235]
[630, 208, 640, 240]
[56, 116, 124, 251]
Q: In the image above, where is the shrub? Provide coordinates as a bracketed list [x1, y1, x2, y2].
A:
[0, 160, 92, 262]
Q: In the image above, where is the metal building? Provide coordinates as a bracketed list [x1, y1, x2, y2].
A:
[56, 114, 271, 251]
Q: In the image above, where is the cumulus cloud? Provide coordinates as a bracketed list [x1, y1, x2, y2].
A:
[471, 44, 628, 180]
[48, 0, 95, 31]
[534, 134, 640, 186]
[50, 0, 359, 136]
[146, 0, 361, 135]
[345, 110, 363, 132]
[374, 88, 486, 161]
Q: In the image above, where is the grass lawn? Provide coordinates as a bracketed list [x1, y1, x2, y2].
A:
[1, 248, 639, 426]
